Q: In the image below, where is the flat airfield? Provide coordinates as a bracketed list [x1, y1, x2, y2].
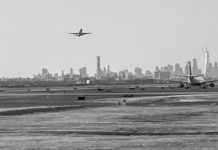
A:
[1, 85, 218, 149]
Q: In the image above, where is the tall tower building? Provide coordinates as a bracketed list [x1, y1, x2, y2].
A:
[70, 68, 73, 76]
[213, 62, 218, 78]
[174, 63, 183, 75]
[61, 70, 64, 78]
[70, 68, 73, 79]
[204, 46, 209, 77]
[96, 56, 101, 79]
[103, 67, 107, 76]
[192, 58, 201, 75]
[207, 63, 213, 77]
[185, 61, 190, 75]
[107, 65, 110, 77]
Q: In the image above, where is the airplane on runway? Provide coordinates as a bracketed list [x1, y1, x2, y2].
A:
[68, 29, 92, 37]
[178, 61, 216, 89]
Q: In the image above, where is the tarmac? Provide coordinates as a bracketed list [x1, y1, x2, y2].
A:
[0, 86, 218, 149]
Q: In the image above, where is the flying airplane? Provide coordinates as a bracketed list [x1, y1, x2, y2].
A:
[68, 29, 91, 37]
[178, 61, 216, 89]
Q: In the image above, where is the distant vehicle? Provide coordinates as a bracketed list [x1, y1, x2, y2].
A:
[68, 28, 92, 37]
[178, 61, 217, 89]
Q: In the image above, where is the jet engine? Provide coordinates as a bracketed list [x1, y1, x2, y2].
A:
[210, 82, 215, 87]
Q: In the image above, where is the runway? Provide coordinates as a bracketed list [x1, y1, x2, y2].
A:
[1, 87, 218, 149]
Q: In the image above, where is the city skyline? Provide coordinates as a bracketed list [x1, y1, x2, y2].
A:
[2, 49, 218, 78]
[1, 0, 218, 77]
[32, 50, 218, 80]
[3, 48, 214, 78]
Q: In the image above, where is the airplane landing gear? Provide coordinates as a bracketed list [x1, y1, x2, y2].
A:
[210, 82, 215, 87]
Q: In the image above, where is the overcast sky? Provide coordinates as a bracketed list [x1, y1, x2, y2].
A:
[0, 0, 218, 77]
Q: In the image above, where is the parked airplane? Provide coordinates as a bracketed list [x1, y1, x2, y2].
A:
[179, 61, 216, 89]
[68, 29, 91, 37]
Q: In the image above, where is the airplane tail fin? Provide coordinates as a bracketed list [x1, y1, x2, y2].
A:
[189, 61, 192, 76]
[79, 29, 83, 34]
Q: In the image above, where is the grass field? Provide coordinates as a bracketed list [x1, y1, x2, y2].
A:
[0, 86, 218, 149]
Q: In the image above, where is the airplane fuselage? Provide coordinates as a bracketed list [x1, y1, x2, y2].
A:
[179, 61, 216, 89]
[78, 29, 83, 36]
[188, 76, 205, 86]
[182, 75, 215, 88]
[68, 28, 91, 37]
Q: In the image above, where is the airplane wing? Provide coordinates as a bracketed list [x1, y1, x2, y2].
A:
[68, 33, 78, 34]
[182, 75, 204, 78]
[82, 33, 92, 35]
[201, 79, 218, 84]
[171, 79, 190, 85]
[183, 81, 191, 84]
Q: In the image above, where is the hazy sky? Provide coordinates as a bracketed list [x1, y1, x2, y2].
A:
[1, 0, 218, 77]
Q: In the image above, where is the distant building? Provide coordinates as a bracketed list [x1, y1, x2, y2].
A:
[128, 72, 134, 80]
[53, 73, 59, 79]
[163, 64, 174, 76]
[79, 67, 88, 78]
[103, 67, 107, 76]
[207, 62, 213, 77]
[155, 66, 160, 72]
[213, 62, 218, 78]
[47, 74, 53, 80]
[192, 58, 201, 75]
[154, 71, 170, 80]
[174, 63, 183, 75]
[184, 61, 190, 75]
[109, 71, 118, 78]
[134, 67, 143, 78]
[119, 71, 125, 80]
[154, 71, 159, 79]
[70, 68, 73, 76]
[42, 68, 48, 79]
[61, 70, 64, 79]
[119, 69, 129, 80]
[96, 56, 101, 79]
[145, 70, 153, 78]
[160, 66, 164, 72]
[107, 65, 110, 77]
[96, 56, 108, 79]
[204, 48, 209, 76]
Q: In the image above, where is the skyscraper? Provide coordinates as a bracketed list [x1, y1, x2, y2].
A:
[155, 66, 160, 72]
[79, 67, 88, 78]
[213, 62, 218, 78]
[96, 56, 101, 79]
[61, 70, 64, 79]
[207, 62, 213, 77]
[174, 63, 183, 75]
[192, 59, 198, 75]
[204, 47, 209, 76]
[70, 68, 73, 76]
[107, 65, 110, 77]
[42, 68, 48, 79]
[185, 61, 190, 75]
[163, 64, 174, 76]
[192, 58, 201, 75]
[134, 67, 143, 78]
